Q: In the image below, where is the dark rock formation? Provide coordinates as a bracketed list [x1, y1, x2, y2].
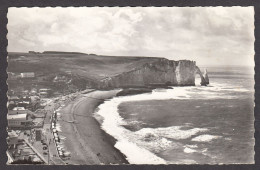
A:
[204, 69, 209, 84]
[195, 66, 209, 86]
[98, 58, 209, 89]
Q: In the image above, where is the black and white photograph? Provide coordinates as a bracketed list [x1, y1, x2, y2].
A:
[6, 7, 255, 165]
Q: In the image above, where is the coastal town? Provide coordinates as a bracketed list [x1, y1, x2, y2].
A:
[6, 50, 211, 164]
[6, 67, 93, 164]
[5, 7, 255, 165]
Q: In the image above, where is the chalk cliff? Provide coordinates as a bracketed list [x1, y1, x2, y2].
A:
[98, 58, 208, 89]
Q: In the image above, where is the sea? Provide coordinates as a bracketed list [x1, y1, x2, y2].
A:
[94, 66, 255, 164]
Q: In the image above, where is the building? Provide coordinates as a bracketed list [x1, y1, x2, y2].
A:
[8, 96, 20, 102]
[21, 72, 35, 78]
[39, 89, 51, 98]
[17, 101, 30, 109]
[8, 109, 33, 116]
[7, 72, 18, 80]
[30, 89, 38, 95]
[65, 70, 72, 75]
[12, 107, 26, 111]
[7, 137, 45, 164]
[39, 89, 51, 93]
[8, 110, 28, 115]
[7, 101, 16, 110]
[35, 129, 42, 141]
[8, 96, 20, 110]
[7, 131, 19, 147]
[6, 151, 14, 164]
[39, 92, 48, 98]
[53, 75, 68, 83]
[7, 114, 32, 128]
[21, 90, 29, 95]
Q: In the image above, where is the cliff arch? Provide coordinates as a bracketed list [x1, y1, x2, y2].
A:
[195, 66, 209, 86]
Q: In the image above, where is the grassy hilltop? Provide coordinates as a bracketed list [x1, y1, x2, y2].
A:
[7, 51, 163, 92]
[8, 51, 161, 81]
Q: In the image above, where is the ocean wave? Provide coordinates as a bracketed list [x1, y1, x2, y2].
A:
[191, 134, 221, 142]
[187, 82, 250, 99]
[184, 147, 197, 153]
[95, 82, 250, 164]
[185, 144, 198, 148]
[97, 97, 210, 163]
[135, 126, 208, 141]
[207, 82, 250, 92]
[95, 88, 211, 164]
[96, 98, 167, 164]
[133, 126, 206, 153]
[115, 140, 167, 164]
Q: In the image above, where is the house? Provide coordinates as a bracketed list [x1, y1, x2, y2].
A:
[65, 70, 72, 75]
[30, 89, 38, 95]
[8, 101, 16, 110]
[39, 89, 51, 98]
[8, 108, 33, 115]
[53, 75, 68, 83]
[21, 72, 35, 78]
[7, 131, 19, 147]
[8, 96, 20, 102]
[12, 107, 26, 111]
[17, 101, 30, 109]
[39, 92, 48, 98]
[7, 72, 18, 80]
[39, 89, 51, 93]
[7, 114, 32, 128]
[21, 90, 29, 95]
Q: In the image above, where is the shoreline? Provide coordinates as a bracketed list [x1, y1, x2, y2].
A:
[57, 87, 156, 164]
[58, 89, 130, 164]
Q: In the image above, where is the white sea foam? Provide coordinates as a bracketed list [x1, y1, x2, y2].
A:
[184, 147, 197, 153]
[202, 148, 208, 152]
[135, 126, 208, 140]
[56, 123, 62, 132]
[59, 135, 66, 140]
[95, 82, 249, 164]
[186, 82, 250, 99]
[133, 126, 208, 154]
[207, 82, 250, 92]
[186, 144, 198, 148]
[95, 87, 211, 164]
[97, 98, 167, 164]
[191, 134, 221, 142]
[115, 141, 167, 164]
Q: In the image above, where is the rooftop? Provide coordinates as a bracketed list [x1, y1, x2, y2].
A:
[8, 109, 31, 115]
[13, 107, 26, 111]
[21, 72, 34, 74]
[8, 96, 19, 100]
[7, 114, 27, 120]
[8, 131, 18, 138]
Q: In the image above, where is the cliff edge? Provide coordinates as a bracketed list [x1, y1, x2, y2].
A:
[8, 52, 209, 90]
[98, 58, 208, 89]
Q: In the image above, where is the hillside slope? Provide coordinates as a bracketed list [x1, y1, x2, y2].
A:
[8, 52, 161, 81]
[8, 52, 207, 90]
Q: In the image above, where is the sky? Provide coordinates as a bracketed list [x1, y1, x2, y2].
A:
[7, 7, 254, 66]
